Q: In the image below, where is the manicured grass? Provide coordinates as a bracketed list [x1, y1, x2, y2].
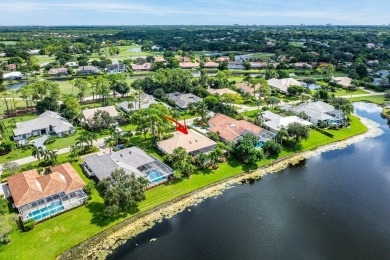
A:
[0, 114, 367, 260]
[0, 41, 17, 45]
[333, 89, 368, 96]
[35, 55, 56, 64]
[347, 95, 387, 105]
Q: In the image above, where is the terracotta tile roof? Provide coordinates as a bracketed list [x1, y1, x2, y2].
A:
[82, 106, 119, 122]
[7, 163, 86, 207]
[208, 113, 265, 142]
[207, 88, 238, 95]
[131, 63, 152, 71]
[179, 62, 199, 69]
[216, 56, 230, 62]
[157, 129, 216, 154]
[203, 62, 219, 68]
[236, 82, 259, 94]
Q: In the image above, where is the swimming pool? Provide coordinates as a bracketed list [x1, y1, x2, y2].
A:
[28, 201, 64, 221]
[148, 170, 167, 184]
[255, 141, 265, 148]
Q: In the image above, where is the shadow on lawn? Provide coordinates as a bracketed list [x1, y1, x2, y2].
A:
[86, 201, 140, 227]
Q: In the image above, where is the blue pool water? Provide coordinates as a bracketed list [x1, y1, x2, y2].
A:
[148, 170, 167, 184]
[255, 141, 265, 148]
[28, 201, 64, 221]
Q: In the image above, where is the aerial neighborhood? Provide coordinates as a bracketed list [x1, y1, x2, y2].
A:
[0, 25, 389, 259]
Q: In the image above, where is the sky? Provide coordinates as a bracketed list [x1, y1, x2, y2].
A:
[0, 0, 389, 26]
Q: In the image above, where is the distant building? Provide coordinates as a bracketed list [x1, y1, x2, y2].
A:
[3, 71, 25, 80]
[207, 88, 238, 95]
[234, 55, 252, 62]
[48, 68, 68, 76]
[267, 78, 303, 94]
[292, 62, 313, 69]
[249, 62, 268, 69]
[27, 49, 40, 55]
[6, 63, 16, 71]
[65, 61, 78, 67]
[77, 66, 100, 75]
[131, 63, 152, 71]
[228, 61, 245, 70]
[216, 56, 230, 62]
[107, 63, 126, 74]
[179, 62, 199, 69]
[81, 106, 119, 123]
[203, 61, 219, 68]
[236, 82, 260, 95]
[166, 92, 202, 110]
[332, 76, 352, 88]
[117, 94, 157, 113]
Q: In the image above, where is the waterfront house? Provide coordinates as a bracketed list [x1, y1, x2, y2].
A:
[208, 113, 275, 143]
[2, 71, 25, 80]
[234, 55, 252, 62]
[179, 57, 191, 62]
[282, 101, 345, 126]
[250, 62, 268, 69]
[13, 111, 75, 141]
[179, 62, 199, 69]
[259, 110, 312, 133]
[216, 56, 230, 62]
[7, 163, 87, 222]
[82, 147, 173, 185]
[157, 129, 217, 155]
[166, 92, 202, 110]
[228, 61, 245, 70]
[77, 66, 101, 75]
[203, 61, 219, 68]
[6, 63, 16, 71]
[236, 82, 259, 95]
[117, 94, 157, 113]
[267, 78, 303, 94]
[48, 68, 68, 76]
[131, 63, 152, 72]
[107, 63, 126, 74]
[292, 62, 313, 69]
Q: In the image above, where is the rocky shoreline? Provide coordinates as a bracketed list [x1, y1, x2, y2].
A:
[59, 116, 383, 260]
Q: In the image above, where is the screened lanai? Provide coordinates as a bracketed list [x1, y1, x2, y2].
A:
[18, 190, 87, 222]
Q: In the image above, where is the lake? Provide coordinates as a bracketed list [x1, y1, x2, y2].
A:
[107, 102, 390, 260]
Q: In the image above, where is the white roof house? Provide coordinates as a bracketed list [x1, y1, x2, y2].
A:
[267, 78, 303, 93]
[3, 71, 25, 80]
[260, 111, 312, 133]
[282, 101, 345, 126]
[13, 111, 75, 141]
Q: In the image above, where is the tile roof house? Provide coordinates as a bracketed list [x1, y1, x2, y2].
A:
[131, 63, 152, 71]
[157, 129, 217, 155]
[117, 94, 157, 113]
[293, 62, 313, 69]
[208, 113, 275, 143]
[179, 57, 191, 62]
[7, 163, 87, 222]
[7, 63, 17, 71]
[13, 111, 75, 141]
[81, 106, 120, 122]
[260, 110, 312, 133]
[166, 92, 202, 110]
[48, 68, 68, 76]
[236, 82, 259, 95]
[332, 77, 352, 88]
[250, 62, 268, 69]
[282, 101, 345, 126]
[82, 147, 173, 185]
[179, 62, 199, 69]
[154, 57, 166, 62]
[207, 88, 238, 95]
[203, 61, 219, 68]
[107, 63, 126, 74]
[267, 78, 303, 94]
[216, 56, 230, 62]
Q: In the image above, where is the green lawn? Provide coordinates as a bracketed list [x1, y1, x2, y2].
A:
[0, 41, 17, 45]
[333, 89, 369, 96]
[35, 55, 56, 64]
[347, 95, 387, 105]
[0, 114, 367, 260]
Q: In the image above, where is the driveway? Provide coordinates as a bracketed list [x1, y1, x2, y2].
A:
[32, 135, 48, 149]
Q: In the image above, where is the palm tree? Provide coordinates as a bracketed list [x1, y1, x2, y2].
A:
[196, 153, 209, 170]
[32, 146, 44, 163]
[195, 101, 208, 123]
[48, 150, 58, 164]
[86, 131, 98, 147]
[104, 137, 115, 153]
[76, 133, 89, 152]
[275, 127, 289, 145]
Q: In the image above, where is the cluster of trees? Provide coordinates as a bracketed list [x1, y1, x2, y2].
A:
[31, 146, 59, 166]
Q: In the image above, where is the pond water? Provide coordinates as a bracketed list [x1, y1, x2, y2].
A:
[107, 102, 390, 260]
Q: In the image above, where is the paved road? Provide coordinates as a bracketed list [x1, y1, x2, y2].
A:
[0, 137, 107, 174]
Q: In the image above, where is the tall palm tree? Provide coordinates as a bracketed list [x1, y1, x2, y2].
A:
[104, 137, 115, 153]
[275, 127, 289, 145]
[32, 146, 44, 163]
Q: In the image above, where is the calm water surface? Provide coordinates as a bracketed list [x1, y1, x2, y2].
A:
[108, 102, 390, 260]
